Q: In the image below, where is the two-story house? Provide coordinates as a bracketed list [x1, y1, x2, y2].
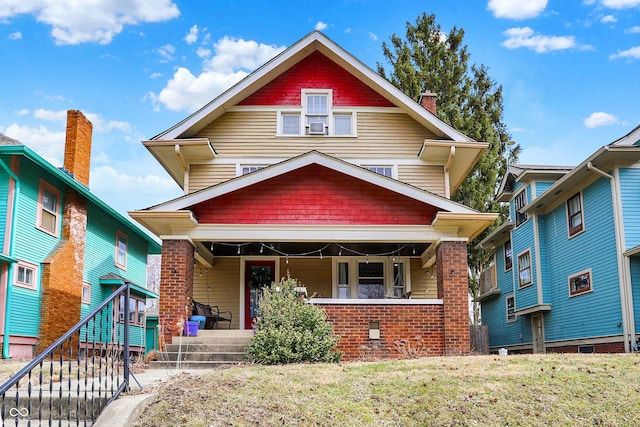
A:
[130, 31, 498, 360]
[0, 110, 160, 359]
[476, 125, 640, 354]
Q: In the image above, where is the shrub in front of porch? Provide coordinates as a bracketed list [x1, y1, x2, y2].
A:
[246, 274, 341, 364]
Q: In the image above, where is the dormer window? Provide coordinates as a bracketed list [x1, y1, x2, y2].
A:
[277, 89, 355, 136]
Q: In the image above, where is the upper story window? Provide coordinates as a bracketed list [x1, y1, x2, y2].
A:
[277, 89, 355, 137]
[241, 165, 266, 175]
[37, 180, 61, 236]
[567, 192, 584, 237]
[514, 189, 528, 227]
[504, 239, 513, 271]
[15, 260, 38, 290]
[364, 166, 393, 178]
[115, 230, 128, 270]
[517, 250, 532, 288]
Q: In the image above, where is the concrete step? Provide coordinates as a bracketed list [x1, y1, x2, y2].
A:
[165, 343, 249, 353]
[160, 351, 246, 362]
[149, 360, 243, 370]
[170, 336, 252, 346]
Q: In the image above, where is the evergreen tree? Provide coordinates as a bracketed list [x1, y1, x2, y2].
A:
[377, 13, 520, 324]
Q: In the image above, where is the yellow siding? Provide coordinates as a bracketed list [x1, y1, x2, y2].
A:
[195, 110, 435, 158]
[189, 164, 235, 193]
[398, 164, 446, 196]
[409, 259, 437, 299]
[279, 258, 333, 298]
[193, 258, 241, 329]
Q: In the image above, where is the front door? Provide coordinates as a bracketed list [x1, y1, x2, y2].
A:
[532, 314, 545, 354]
[244, 260, 275, 330]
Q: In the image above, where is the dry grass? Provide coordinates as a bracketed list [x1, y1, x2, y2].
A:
[134, 353, 640, 426]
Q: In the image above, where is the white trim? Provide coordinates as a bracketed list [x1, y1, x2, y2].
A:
[533, 213, 544, 304]
[149, 151, 475, 214]
[330, 256, 410, 299]
[517, 249, 533, 289]
[239, 256, 280, 330]
[14, 260, 38, 290]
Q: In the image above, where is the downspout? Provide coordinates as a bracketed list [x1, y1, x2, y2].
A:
[0, 158, 20, 359]
[587, 161, 633, 352]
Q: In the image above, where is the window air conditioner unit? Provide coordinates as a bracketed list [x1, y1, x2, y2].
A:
[308, 122, 325, 135]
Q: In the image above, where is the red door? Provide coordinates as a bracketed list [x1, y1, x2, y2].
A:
[244, 260, 276, 329]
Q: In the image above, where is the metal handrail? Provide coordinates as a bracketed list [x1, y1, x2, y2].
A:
[0, 283, 132, 425]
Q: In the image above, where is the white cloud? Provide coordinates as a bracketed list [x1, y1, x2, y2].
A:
[601, 0, 640, 8]
[17, 109, 29, 116]
[2, 123, 65, 166]
[90, 165, 181, 212]
[33, 108, 66, 121]
[156, 44, 176, 62]
[609, 46, 640, 59]
[584, 112, 618, 128]
[0, 0, 180, 45]
[196, 47, 211, 58]
[626, 26, 640, 33]
[502, 27, 582, 52]
[488, 0, 548, 19]
[368, 32, 378, 41]
[9, 31, 21, 40]
[184, 24, 198, 44]
[315, 21, 327, 31]
[150, 72, 163, 79]
[601, 14, 617, 23]
[151, 37, 286, 112]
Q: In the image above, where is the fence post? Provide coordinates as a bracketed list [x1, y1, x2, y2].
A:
[123, 283, 130, 392]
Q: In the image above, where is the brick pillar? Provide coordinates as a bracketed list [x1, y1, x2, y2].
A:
[159, 240, 194, 346]
[37, 191, 87, 353]
[437, 240, 469, 356]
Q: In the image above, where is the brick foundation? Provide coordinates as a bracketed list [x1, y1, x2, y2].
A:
[546, 341, 625, 354]
[320, 303, 444, 360]
[159, 239, 194, 347]
[437, 241, 470, 356]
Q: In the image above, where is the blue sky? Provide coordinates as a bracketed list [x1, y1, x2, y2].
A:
[0, 0, 638, 217]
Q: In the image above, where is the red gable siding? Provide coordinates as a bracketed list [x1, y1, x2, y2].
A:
[191, 164, 440, 225]
[239, 51, 394, 107]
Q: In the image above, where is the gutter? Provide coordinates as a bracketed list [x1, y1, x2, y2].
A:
[0, 158, 20, 359]
[587, 161, 634, 352]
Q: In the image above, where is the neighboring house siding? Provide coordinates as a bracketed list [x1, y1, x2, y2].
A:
[542, 177, 619, 342]
[0, 161, 10, 252]
[512, 218, 537, 311]
[630, 257, 640, 335]
[536, 181, 554, 197]
[619, 167, 640, 250]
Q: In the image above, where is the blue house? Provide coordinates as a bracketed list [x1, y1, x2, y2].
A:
[476, 125, 640, 354]
[0, 110, 160, 359]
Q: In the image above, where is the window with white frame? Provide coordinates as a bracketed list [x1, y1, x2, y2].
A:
[240, 165, 266, 175]
[281, 114, 300, 135]
[506, 295, 516, 322]
[277, 89, 354, 136]
[567, 192, 584, 237]
[334, 258, 408, 299]
[15, 261, 37, 290]
[37, 180, 60, 236]
[518, 250, 532, 288]
[504, 239, 513, 271]
[569, 270, 592, 296]
[364, 166, 393, 178]
[305, 92, 328, 134]
[333, 113, 352, 135]
[115, 230, 128, 270]
[514, 189, 528, 226]
[82, 282, 91, 304]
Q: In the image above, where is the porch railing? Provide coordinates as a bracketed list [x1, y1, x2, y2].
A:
[0, 283, 133, 426]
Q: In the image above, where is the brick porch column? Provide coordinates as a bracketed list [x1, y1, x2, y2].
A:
[159, 239, 194, 347]
[437, 240, 469, 356]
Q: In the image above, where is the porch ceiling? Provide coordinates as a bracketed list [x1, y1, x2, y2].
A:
[202, 241, 432, 258]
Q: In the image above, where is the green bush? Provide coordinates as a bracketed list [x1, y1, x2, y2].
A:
[246, 273, 341, 364]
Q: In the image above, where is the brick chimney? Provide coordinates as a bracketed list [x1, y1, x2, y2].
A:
[64, 110, 93, 186]
[419, 90, 437, 115]
[37, 111, 92, 354]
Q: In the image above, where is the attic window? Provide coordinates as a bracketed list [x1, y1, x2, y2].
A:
[277, 89, 354, 136]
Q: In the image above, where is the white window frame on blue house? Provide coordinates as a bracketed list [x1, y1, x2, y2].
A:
[506, 294, 516, 322]
[568, 268, 592, 297]
[517, 249, 532, 289]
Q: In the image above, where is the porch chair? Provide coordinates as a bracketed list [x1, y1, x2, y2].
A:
[192, 300, 233, 329]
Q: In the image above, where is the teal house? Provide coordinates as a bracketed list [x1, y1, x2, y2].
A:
[0, 110, 160, 359]
[477, 125, 640, 354]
